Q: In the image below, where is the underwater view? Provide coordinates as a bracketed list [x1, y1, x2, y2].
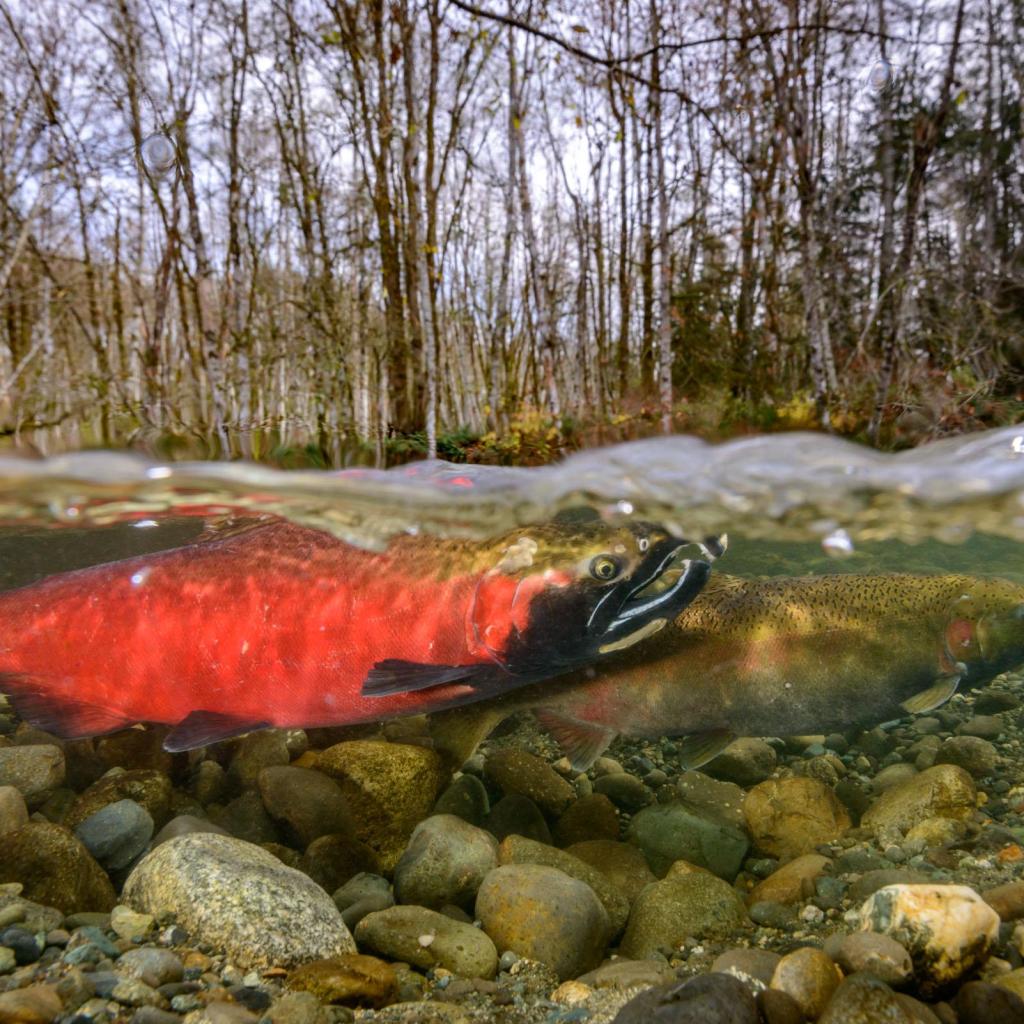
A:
[1, 429, 1024, 1024]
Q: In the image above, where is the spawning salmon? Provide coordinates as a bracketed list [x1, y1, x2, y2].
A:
[0, 514, 713, 750]
[422, 572, 1024, 770]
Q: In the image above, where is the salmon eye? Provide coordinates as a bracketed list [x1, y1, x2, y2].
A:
[590, 555, 621, 581]
[637, 537, 649, 553]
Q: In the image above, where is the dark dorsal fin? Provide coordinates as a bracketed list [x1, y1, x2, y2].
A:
[163, 710, 271, 752]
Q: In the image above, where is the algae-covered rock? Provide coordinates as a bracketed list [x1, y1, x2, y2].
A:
[65, 769, 173, 831]
[743, 777, 851, 859]
[860, 765, 976, 836]
[628, 800, 749, 879]
[286, 954, 397, 1008]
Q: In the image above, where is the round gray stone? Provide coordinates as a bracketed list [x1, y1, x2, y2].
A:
[74, 800, 154, 870]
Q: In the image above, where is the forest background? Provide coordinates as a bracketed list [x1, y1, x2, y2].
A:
[1, 0, 1022, 467]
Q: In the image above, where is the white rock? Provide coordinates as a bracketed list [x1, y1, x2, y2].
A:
[859, 883, 999, 996]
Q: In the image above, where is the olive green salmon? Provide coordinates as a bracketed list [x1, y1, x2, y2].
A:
[427, 572, 1024, 770]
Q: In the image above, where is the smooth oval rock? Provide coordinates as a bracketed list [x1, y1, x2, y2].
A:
[748, 854, 831, 906]
[0, 785, 29, 837]
[743, 777, 851, 859]
[393, 815, 497, 910]
[354, 905, 497, 979]
[315, 741, 445, 871]
[954, 980, 1024, 1024]
[497, 835, 628, 937]
[818, 973, 914, 1023]
[122, 832, 355, 968]
[554, 794, 619, 845]
[934, 736, 998, 778]
[618, 872, 749, 959]
[258, 767, 355, 848]
[829, 931, 913, 986]
[859, 883, 999, 997]
[0, 746, 65, 807]
[0, 984, 64, 1024]
[627, 800, 749, 879]
[74, 799, 154, 870]
[770, 946, 841, 1019]
[706, 738, 778, 787]
[675, 771, 746, 830]
[860, 765, 976, 835]
[566, 840, 657, 903]
[983, 881, 1024, 922]
[483, 749, 574, 817]
[475, 864, 607, 981]
[481, 794, 551, 844]
[433, 775, 489, 826]
[0, 822, 115, 914]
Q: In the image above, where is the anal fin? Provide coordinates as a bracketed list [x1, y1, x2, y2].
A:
[900, 674, 961, 715]
[533, 710, 616, 772]
[677, 729, 735, 769]
[163, 710, 271, 752]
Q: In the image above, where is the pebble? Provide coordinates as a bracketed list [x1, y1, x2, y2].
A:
[553, 794, 619, 845]
[481, 795, 551, 844]
[827, 931, 914, 985]
[954, 980, 1024, 1024]
[611, 972, 759, 1024]
[627, 800, 749, 879]
[618, 871, 749, 959]
[905, 816, 969, 847]
[116, 948, 185, 987]
[705, 738, 778, 787]
[331, 873, 394, 930]
[299, 834, 380, 893]
[861, 765, 977, 835]
[770, 947, 841, 1019]
[475, 864, 608, 980]
[110, 979, 167, 1008]
[392, 815, 497, 911]
[110, 905, 155, 942]
[0, 984, 64, 1024]
[0, 746, 65, 806]
[257, 767, 355, 848]
[122, 832, 356, 969]
[432, 775, 489, 827]
[592, 773, 653, 813]
[354, 905, 497, 979]
[74, 799, 155, 870]
[748, 901, 798, 929]
[859, 883, 1000, 996]
[66, 769, 173, 831]
[748, 853, 831, 905]
[957, 715, 1004, 739]
[0, 786, 29, 836]
[744, 777, 852, 859]
[577, 960, 676, 990]
[0, 821, 115, 913]
[934, 737, 998, 778]
[483, 749, 575, 816]
[817, 973, 915, 1023]
[496, 835, 628, 937]
[285, 954, 398, 1007]
[315, 741, 446, 871]
[564, 840, 657, 902]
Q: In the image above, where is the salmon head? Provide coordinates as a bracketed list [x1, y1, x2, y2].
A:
[942, 577, 1024, 685]
[362, 512, 716, 697]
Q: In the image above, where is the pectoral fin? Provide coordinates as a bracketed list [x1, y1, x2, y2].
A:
[900, 674, 961, 715]
[533, 710, 616, 772]
[163, 710, 271, 751]
[676, 729, 735, 769]
[362, 660, 503, 697]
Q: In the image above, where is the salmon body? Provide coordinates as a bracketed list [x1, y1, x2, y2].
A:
[0, 516, 711, 749]
[428, 572, 1024, 769]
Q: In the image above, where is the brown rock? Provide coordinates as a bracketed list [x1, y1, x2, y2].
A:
[564, 840, 657, 903]
[983, 881, 1024, 922]
[954, 980, 1024, 1024]
[770, 947, 842, 1020]
[0, 985, 63, 1024]
[299, 834, 379, 894]
[483, 749, 574, 817]
[0, 822, 115, 914]
[744, 778, 851, 859]
[748, 854, 831, 906]
[95, 729, 173, 775]
[553, 794, 619, 846]
[757, 988, 804, 1024]
[258, 767, 355, 849]
[286, 954, 397, 1008]
[66, 769, 173, 830]
[0, 785, 29, 836]
[829, 931, 913, 986]
[315, 741, 445, 871]
[861, 765, 976, 836]
[0, 746, 65, 807]
[497, 835, 628, 937]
